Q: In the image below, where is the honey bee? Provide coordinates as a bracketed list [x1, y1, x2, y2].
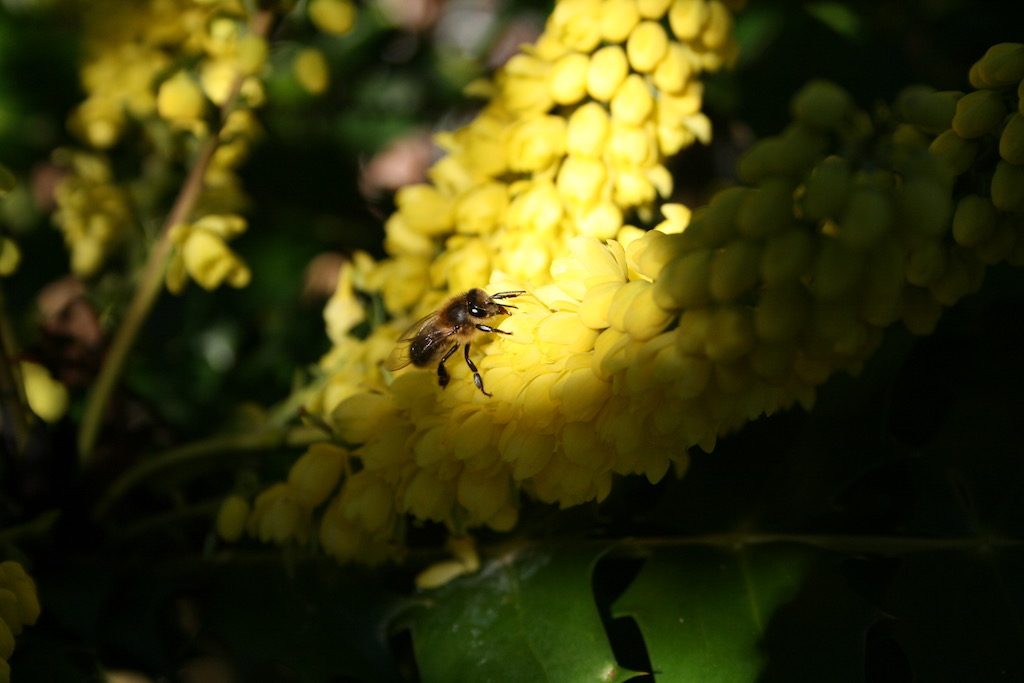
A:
[387, 289, 526, 396]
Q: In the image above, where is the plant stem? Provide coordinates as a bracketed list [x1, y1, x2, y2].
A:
[0, 285, 30, 456]
[92, 424, 323, 521]
[77, 10, 274, 463]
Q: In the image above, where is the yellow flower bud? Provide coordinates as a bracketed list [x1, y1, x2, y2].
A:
[566, 103, 611, 157]
[897, 177, 953, 236]
[454, 182, 508, 234]
[557, 156, 607, 207]
[340, 471, 394, 532]
[507, 115, 568, 172]
[309, 0, 357, 35]
[709, 240, 761, 302]
[811, 239, 863, 301]
[652, 44, 693, 94]
[611, 74, 654, 125]
[549, 52, 590, 105]
[653, 248, 712, 310]
[952, 89, 1007, 139]
[395, 184, 454, 235]
[250, 483, 311, 545]
[288, 443, 347, 506]
[402, 469, 454, 522]
[457, 468, 509, 522]
[838, 186, 892, 250]
[579, 281, 622, 328]
[701, 0, 733, 49]
[157, 71, 206, 123]
[906, 242, 946, 287]
[600, 0, 640, 42]
[0, 237, 20, 276]
[991, 160, 1024, 213]
[638, 0, 673, 18]
[737, 178, 794, 238]
[551, 0, 604, 52]
[791, 80, 853, 131]
[761, 229, 813, 286]
[578, 202, 623, 239]
[587, 46, 629, 102]
[999, 112, 1024, 165]
[668, 0, 709, 40]
[627, 21, 669, 73]
[928, 130, 977, 177]
[607, 122, 655, 166]
[216, 495, 250, 542]
[507, 181, 563, 234]
[294, 48, 330, 95]
[952, 194, 997, 247]
[332, 392, 396, 444]
[20, 361, 68, 423]
[200, 59, 236, 105]
[179, 229, 251, 291]
[704, 305, 754, 362]
[623, 282, 675, 340]
[755, 286, 809, 342]
[0, 561, 40, 628]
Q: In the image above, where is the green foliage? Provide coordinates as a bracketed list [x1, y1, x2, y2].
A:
[407, 545, 629, 683]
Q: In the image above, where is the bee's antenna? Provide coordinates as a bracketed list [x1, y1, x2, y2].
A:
[491, 290, 526, 300]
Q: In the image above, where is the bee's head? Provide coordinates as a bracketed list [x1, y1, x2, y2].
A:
[466, 288, 515, 319]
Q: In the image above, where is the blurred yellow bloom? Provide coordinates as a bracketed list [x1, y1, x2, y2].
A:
[288, 443, 348, 506]
[627, 21, 669, 73]
[216, 495, 251, 542]
[157, 71, 207, 129]
[600, 0, 640, 43]
[294, 48, 330, 95]
[507, 116, 567, 172]
[309, 0, 357, 35]
[20, 361, 69, 424]
[587, 45, 630, 102]
[166, 214, 251, 293]
[248, 483, 312, 545]
[52, 153, 131, 277]
[0, 238, 20, 276]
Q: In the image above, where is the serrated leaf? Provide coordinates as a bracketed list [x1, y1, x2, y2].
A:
[409, 544, 630, 683]
[612, 544, 872, 681]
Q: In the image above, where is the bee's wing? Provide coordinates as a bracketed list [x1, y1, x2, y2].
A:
[386, 312, 441, 371]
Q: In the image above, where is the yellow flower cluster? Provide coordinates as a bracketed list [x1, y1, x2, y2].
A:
[56, 0, 269, 285]
[51, 151, 132, 277]
[166, 214, 252, 293]
[230, 0, 740, 561]
[0, 561, 41, 683]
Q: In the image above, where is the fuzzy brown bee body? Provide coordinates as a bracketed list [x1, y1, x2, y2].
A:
[388, 289, 525, 396]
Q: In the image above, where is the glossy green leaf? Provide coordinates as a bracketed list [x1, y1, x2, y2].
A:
[612, 544, 869, 681]
[409, 544, 630, 683]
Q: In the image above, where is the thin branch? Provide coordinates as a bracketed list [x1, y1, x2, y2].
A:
[92, 424, 324, 521]
[77, 10, 275, 463]
[0, 285, 30, 456]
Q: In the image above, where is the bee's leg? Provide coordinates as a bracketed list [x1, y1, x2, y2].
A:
[464, 343, 491, 397]
[437, 343, 460, 389]
[475, 323, 511, 335]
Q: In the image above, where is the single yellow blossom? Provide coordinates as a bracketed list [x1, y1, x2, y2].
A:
[295, 48, 330, 95]
[20, 361, 69, 424]
[309, 0, 357, 35]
